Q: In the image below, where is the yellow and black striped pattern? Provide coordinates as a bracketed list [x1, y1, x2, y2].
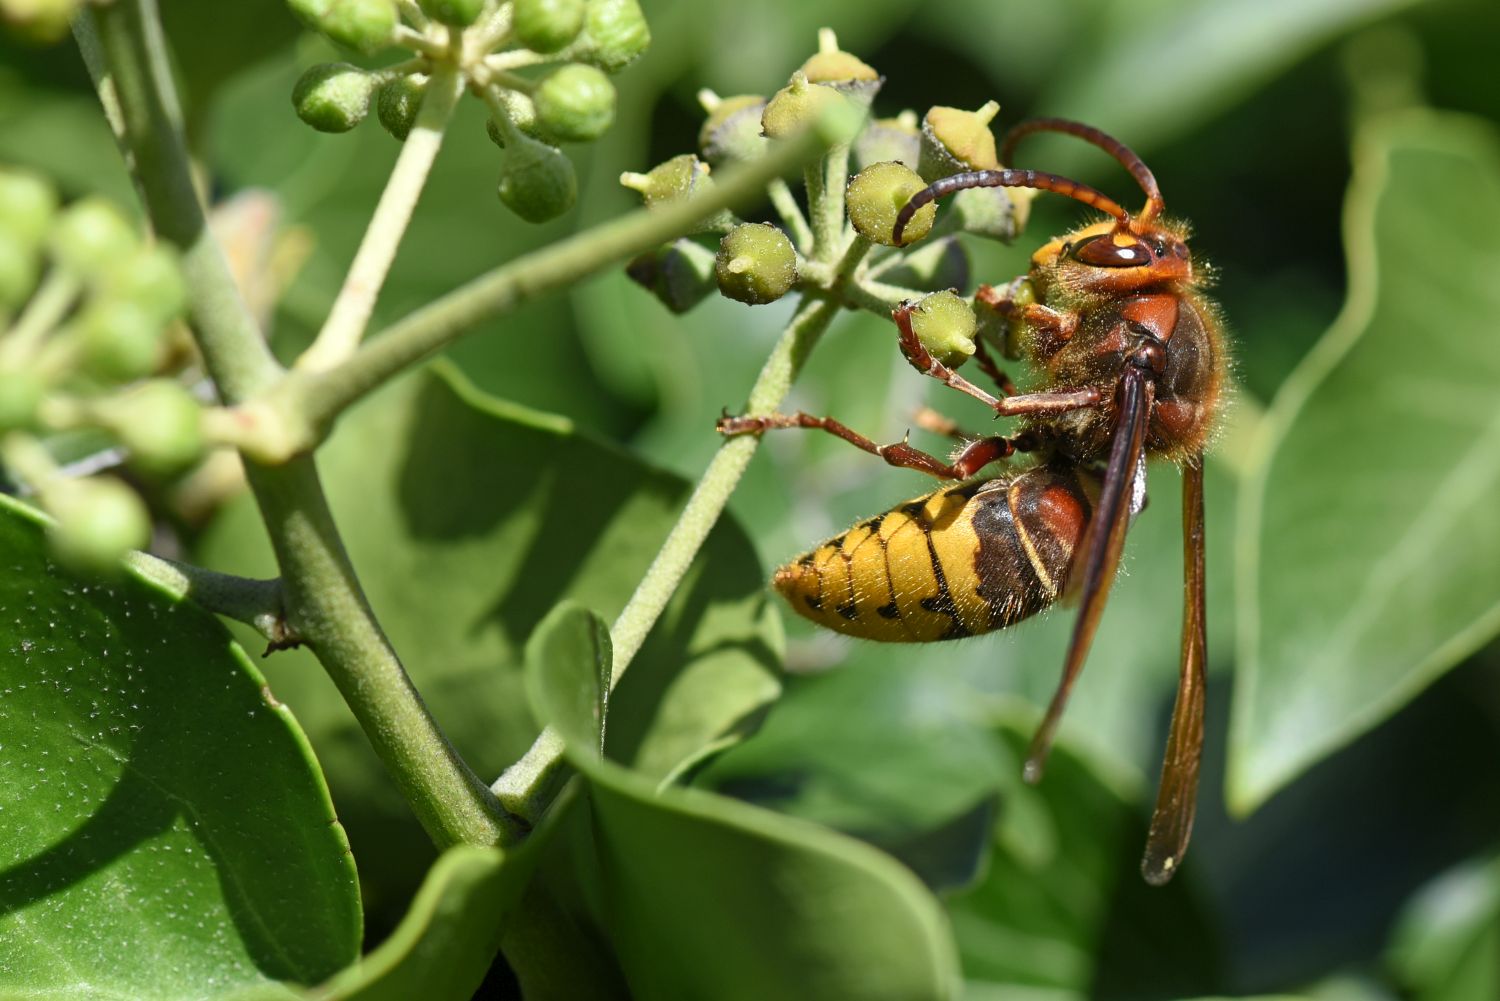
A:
[773, 467, 1093, 642]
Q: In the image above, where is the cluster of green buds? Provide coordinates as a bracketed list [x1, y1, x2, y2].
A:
[618, 28, 1030, 374]
[287, 0, 649, 223]
[0, 167, 209, 571]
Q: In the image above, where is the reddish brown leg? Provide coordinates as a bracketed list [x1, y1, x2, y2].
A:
[892, 301, 1102, 417]
[972, 336, 1017, 396]
[718, 411, 1024, 480]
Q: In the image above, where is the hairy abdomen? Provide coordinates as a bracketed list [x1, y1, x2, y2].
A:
[773, 466, 1093, 642]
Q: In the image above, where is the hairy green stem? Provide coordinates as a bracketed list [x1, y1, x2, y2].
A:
[86, 0, 518, 849]
[768, 177, 813, 253]
[124, 552, 289, 643]
[297, 65, 465, 373]
[246, 117, 855, 461]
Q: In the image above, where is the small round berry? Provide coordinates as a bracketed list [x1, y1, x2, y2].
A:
[947, 186, 1026, 243]
[0, 232, 39, 311]
[417, 0, 484, 26]
[497, 135, 578, 222]
[101, 245, 186, 322]
[846, 162, 935, 247]
[576, 0, 650, 73]
[46, 475, 151, 573]
[293, 62, 376, 133]
[625, 238, 717, 314]
[853, 111, 919, 172]
[318, 0, 398, 54]
[918, 100, 1000, 182]
[533, 64, 616, 143]
[0, 167, 58, 248]
[1, 0, 77, 43]
[761, 72, 848, 141]
[513, 0, 585, 53]
[0, 369, 45, 431]
[105, 380, 205, 477]
[715, 224, 797, 305]
[49, 197, 137, 277]
[907, 290, 977, 368]
[484, 91, 541, 147]
[697, 93, 767, 165]
[78, 300, 163, 382]
[377, 74, 428, 141]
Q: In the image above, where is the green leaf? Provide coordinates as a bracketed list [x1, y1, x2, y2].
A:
[1388, 856, 1500, 1001]
[194, 365, 780, 908]
[527, 603, 963, 1001]
[0, 496, 360, 999]
[1230, 111, 1500, 812]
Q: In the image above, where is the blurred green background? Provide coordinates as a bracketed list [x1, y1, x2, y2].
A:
[5, 0, 1499, 997]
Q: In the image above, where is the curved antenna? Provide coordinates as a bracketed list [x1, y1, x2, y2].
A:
[1000, 117, 1164, 221]
[893, 168, 1128, 244]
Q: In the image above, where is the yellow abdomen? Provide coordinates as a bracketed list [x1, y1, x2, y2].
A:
[773, 468, 1092, 642]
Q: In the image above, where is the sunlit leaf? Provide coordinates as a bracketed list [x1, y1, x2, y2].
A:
[0, 497, 360, 999]
[528, 603, 963, 1001]
[1230, 112, 1500, 812]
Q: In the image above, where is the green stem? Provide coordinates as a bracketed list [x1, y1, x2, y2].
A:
[0, 271, 79, 368]
[248, 119, 851, 461]
[768, 177, 813, 253]
[85, 0, 518, 849]
[124, 552, 290, 644]
[297, 65, 464, 373]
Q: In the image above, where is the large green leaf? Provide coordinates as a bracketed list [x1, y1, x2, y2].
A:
[0, 496, 360, 999]
[528, 603, 962, 1001]
[194, 365, 780, 909]
[1230, 112, 1500, 812]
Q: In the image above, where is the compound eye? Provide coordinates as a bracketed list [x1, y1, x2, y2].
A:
[1072, 233, 1152, 268]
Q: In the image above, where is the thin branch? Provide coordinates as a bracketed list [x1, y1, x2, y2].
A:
[296, 65, 465, 373]
[767, 177, 813, 253]
[124, 552, 292, 645]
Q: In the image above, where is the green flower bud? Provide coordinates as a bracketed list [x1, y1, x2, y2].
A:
[484, 91, 541, 147]
[50, 197, 137, 276]
[0, 231, 38, 311]
[907, 290, 976, 368]
[497, 135, 577, 222]
[697, 93, 767, 165]
[853, 111, 919, 172]
[0, 167, 58, 248]
[619, 153, 708, 207]
[417, 0, 483, 26]
[846, 161, 934, 247]
[0, 369, 45, 430]
[715, 223, 797, 306]
[0, 0, 78, 44]
[761, 72, 849, 141]
[104, 379, 204, 476]
[78, 300, 162, 382]
[947, 186, 1026, 243]
[377, 74, 428, 141]
[100, 245, 186, 322]
[293, 62, 376, 133]
[318, 0, 397, 54]
[286, 0, 332, 28]
[513, 0, 585, 53]
[576, 0, 650, 73]
[798, 32, 880, 106]
[625, 237, 717, 314]
[918, 100, 1000, 182]
[46, 475, 151, 573]
[871, 235, 969, 293]
[533, 64, 616, 143]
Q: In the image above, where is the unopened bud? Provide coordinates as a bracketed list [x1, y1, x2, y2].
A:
[0, 167, 58, 248]
[417, 0, 483, 26]
[100, 245, 186, 322]
[50, 197, 137, 277]
[761, 72, 849, 141]
[619, 153, 707, 207]
[497, 134, 577, 222]
[377, 74, 428, 141]
[46, 475, 151, 572]
[513, 0, 585, 53]
[907, 290, 976, 368]
[0, 232, 38, 310]
[576, 0, 650, 73]
[918, 100, 1000, 182]
[78, 300, 163, 381]
[697, 93, 768, 165]
[293, 62, 376, 133]
[853, 112, 919, 172]
[798, 30, 880, 106]
[533, 64, 616, 143]
[319, 0, 398, 54]
[846, 161, 934, 247]
[625, 238, 717, 313]
[103, 380, 205, 477]
[948, 185, 1027, 243]
[484, 91, 541, 147]
[715, 223, 797, 305]
[1, 0, 78, 43]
